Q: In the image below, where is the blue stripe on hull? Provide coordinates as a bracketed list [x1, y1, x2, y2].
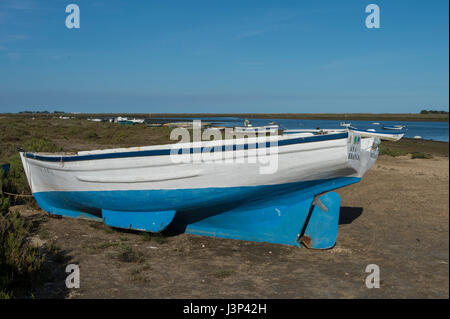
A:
[32, 177, 361, 247]
[33, 177, 360, 214]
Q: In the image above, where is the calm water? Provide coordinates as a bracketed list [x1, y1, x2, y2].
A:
[149, 117, 449, 142]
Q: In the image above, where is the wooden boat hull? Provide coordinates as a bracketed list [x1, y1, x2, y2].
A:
[20, 132, 379, 248]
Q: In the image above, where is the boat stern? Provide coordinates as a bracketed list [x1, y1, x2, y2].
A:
[19, 151, 33, 192]
[347, 132, 380, 178]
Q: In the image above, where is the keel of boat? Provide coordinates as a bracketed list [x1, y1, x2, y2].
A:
[32, 177, 359, 248]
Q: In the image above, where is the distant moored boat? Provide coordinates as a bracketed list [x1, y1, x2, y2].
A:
[348, 126, 404, 141]
[382, 125, 405, 131]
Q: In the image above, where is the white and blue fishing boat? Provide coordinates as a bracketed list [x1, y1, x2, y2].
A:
[382, 125, 405, 131]
[19, 131, 379, 249]
[284, 127, 404, 142]
[348, 126, 404, 141]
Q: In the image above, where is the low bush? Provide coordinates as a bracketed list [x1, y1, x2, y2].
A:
[0, 208, 44, 298]
[379, 146, 408, 157]
[411, 152, 433, 159]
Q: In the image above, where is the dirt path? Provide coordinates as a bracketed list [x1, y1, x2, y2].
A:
[16, 155, 449, 298]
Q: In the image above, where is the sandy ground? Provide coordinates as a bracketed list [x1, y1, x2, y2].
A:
[15, 155, 449, 299]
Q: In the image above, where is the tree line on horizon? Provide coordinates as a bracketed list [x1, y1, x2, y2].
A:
[420, 110, 448, 114]
[18, 111, 65, 114]
[14, 110, 449, 115]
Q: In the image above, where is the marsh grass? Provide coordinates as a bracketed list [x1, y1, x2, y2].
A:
[46, 240, 66, 264]
[213, 269, 234, 279]
[129, 267, 150, 283]
[103, 227, 116, 234]
[411, 152, 433, 159]
[0, 196, 10, 215]
[88, 221, 102, 229]
[141, 232, 152, 242]
[39, 229, 49, 240]
[379, 146, 408, 157]
[116, 244, 145, 263]
[96, 241, 120, 250]
[0, 207, 44, 298]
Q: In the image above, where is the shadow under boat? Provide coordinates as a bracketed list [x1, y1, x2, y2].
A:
[338, 207, 363, 225]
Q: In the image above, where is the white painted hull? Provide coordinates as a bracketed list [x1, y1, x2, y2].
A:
[21, 132, 378, 195]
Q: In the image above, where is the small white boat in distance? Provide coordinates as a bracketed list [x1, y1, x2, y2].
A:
[340, 122, 352, 127]
[129, 118, 145, 124]
[283, 128, 346, 134]
[234, 125, 279, 134]
[382, 125, 405, 131]
[284, 127, 403, 142]
[234, 119, 279, 134]
[348, 126, 404, 141]
[372, 122, 380, 125]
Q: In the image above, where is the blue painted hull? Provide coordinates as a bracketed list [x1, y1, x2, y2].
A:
[32, 177, 360, 248]
[33, 177, 359, 215]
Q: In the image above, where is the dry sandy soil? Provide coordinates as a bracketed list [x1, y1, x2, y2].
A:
[13, 154, 449, 299]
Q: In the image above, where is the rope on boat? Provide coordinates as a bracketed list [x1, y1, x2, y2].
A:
[2, 191, 34, 198]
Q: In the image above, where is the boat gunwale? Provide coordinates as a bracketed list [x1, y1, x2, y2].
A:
[22, 132, 349, 163]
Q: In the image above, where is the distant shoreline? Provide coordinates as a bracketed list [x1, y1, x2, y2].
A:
[7, 113, 447, 122]
[146, 113, 449, 122]
[0, 115, 447, 164]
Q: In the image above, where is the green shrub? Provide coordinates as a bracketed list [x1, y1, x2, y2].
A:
[379, 146, 407, 157]
[0, 211, 43, 298]
[2, 154, 31, 197]
[152, 233, 168, 244]
[141, 232, 151, 242]
[84, 131, 98, 139]
[140, 232, 167, 244]
[0, 196, 10, 215]
[116, 244, 144, 263]
[22, 137, 61, 153]
[411, 152, 433, 159]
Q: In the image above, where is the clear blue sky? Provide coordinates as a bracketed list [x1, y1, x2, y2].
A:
[0, 0, 448, 113]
